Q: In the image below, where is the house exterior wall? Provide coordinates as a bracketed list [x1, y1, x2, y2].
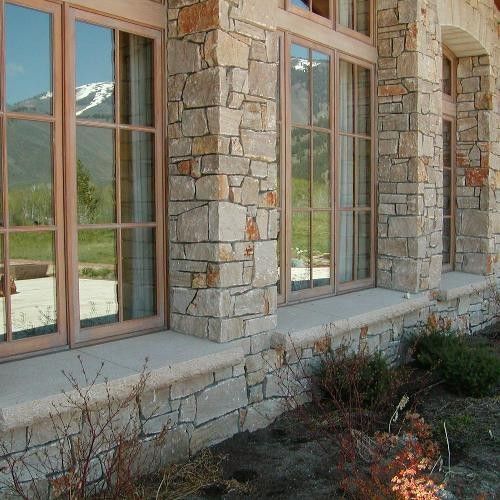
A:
[0, 0, 499, 496]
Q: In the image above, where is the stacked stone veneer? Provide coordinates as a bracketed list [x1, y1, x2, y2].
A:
[377, 0, 444, 293]
[1, 279, 497, 497]
[168, 0, 279, 343]
[455, 55, 498, 274]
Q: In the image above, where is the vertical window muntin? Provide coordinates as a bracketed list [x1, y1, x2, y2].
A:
[67, 9, 164, 344]
[337, 55, 373, 289]
[337, 0, 372, 39]
[0, 0, 67, 357]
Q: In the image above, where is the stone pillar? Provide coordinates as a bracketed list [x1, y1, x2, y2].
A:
[377, 0, 443, 293]
[167, 0, 279, 342]
[455, 55, 498, 275]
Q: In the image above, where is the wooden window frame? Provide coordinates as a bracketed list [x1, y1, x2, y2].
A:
[0, 0, 167, 360]
[442, 116, 456, 273]
[284, 0, 375, 46]
[279, 32, 375, 305]
[441, 45, 457, 273]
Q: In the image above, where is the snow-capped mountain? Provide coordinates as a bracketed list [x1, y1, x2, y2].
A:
[9, 81, 114, 119]
[8, 82, 115, 188]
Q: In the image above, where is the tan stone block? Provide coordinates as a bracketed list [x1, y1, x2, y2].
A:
[205, 30, 250, 69]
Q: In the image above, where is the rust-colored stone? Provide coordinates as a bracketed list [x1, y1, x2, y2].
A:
[360, 326, 368, 339]
[245, 217, 260, 241]
[263, 191, 278, 208]
[177, 160, 193, 175]
[244, 245, 254, 257]
[178, 0, 219, 36]
[206, 266, 220, 287]
[475, 92, 493, 110]
[378, 84, 408, 97]
[314, 337, 331, 354]
[465, 168, 488, 187]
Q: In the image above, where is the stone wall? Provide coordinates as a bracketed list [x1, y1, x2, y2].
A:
[455, 55, 498, 274]
[167, 0, 279, 343]
[377, 0, 443, 293]
[1, 278, 497, 497]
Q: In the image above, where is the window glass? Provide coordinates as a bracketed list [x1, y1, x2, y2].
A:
[76, 22, 115, 122]
[291, 44, 310, 125]
[10, 232, 57, 339]
[8, 119, 54, 226]
[442, 119, 453, 266]
[442, 56, 452, 96]
[338, 0, 370, 36]
[6, 3, 53, 115]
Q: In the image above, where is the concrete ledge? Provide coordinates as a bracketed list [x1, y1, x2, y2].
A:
[0, 331, 244, 432]
[437, 272, 493, 302]
[272, 288, 430, 350]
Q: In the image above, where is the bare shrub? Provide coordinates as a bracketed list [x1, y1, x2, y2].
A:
[0, 357, 169, 499]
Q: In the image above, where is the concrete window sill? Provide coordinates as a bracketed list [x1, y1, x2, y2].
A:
[437, 272, 493, 302]
[0, 332, 243, 432]
[273, 288, 430, 349]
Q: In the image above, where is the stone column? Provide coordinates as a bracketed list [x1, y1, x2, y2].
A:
[377, 0, 443, 292]
[455, 55, 498, 275]
[167, 0, 279, 342]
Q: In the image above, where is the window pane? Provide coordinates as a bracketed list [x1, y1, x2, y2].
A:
[357, 66, 371, 134]
[76, 126, 115, 224]
[10, 232, 57, 339]
[339, 0, 370, 35]
[76, 22, 115, 123]
[6, 4, 52, 115]
[292, 212, 310, 291]
[339, 60, 354, 133]
[121, 131, 155, 223]
[120, 33, 154, 126]
[292, 0, 309, 10]
[122, 228, 156, 320]
[443, 218, 451, 265]
[313, 132, 330, 208]
[443, 120, 452, 167]
[292, 128, 310, 208]
[79, 229, 118, 328]
[291, 44, 310, 125]
[312, 212, 330, 287]
[356, 0, 370, 36]
[340, 135, 354, 208]
[277, 211, 281, 295]
[357, 211, 371, 280]
[443, 169, 451, 216]
[0, 237, 6, 341]
[356, 138, 371, 207]
[312, 0, 330, 18]
[8, 119, 53, 226]
[442, 56, 452, 96]
[338, 0, 354, 29]
[339, 211, 354, 283]
[312, 50, 330, 128]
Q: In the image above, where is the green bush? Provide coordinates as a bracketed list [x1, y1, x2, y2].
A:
[413, 330, 500, 397]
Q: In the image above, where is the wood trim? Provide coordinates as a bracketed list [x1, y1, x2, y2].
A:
[277, 8, 377, 64]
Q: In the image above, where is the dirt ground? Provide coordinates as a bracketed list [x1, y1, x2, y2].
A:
[142, 331, 499, 499]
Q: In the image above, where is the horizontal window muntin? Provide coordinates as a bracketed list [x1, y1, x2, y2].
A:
[0, 1, 165, 359]
[279, 34, 374, 304]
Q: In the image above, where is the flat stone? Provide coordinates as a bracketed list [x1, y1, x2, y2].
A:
[195, 376, 247, 425]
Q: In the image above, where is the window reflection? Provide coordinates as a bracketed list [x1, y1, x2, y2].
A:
[6, 3, 53, 115]
[76, 22, 115, 122]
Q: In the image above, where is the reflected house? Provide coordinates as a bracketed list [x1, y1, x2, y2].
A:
[0, 0, 499, 494]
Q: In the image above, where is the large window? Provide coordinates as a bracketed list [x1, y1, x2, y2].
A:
[278, 35, 374, 302]
[0, 1, 164, 358]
